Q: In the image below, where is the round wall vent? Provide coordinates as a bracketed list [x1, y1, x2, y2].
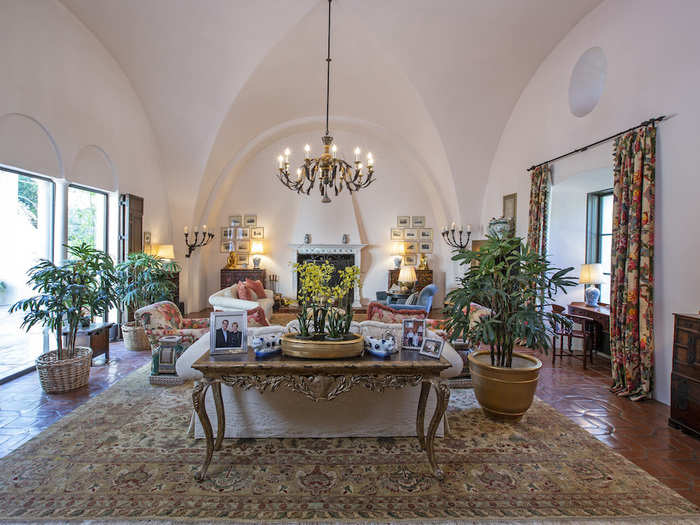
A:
[568, 47, 607, 117]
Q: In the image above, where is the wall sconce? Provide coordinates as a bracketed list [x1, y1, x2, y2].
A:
[441, 222, 472, 250]
[184, 225, 215, 257]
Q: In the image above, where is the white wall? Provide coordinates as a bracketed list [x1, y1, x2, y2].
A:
[201, 128, 450, 307]
[0, 0, 170, 249]
[482, 0, 700, 404]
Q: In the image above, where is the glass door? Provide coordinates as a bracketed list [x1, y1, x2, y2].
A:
[0, 166, 54, 383]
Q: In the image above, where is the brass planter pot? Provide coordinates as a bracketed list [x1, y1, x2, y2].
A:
[281, 333, 364, 359]
[468, 350, 542, 421]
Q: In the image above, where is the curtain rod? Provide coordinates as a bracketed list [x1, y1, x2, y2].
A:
[526, 115, 666, 172]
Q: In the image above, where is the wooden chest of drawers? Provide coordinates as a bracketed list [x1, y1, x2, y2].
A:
[669, 313, 700, 437]
[388, 269, 433, 293]
[220, 269, 267, 290]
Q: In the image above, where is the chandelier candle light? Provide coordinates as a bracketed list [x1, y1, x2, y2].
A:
[183, 225, 215, 258]
[441, 223, 472, 250]
[275, 0, 375, 203]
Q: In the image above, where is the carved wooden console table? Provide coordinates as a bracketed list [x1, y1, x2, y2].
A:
[191, 349, 450, 481]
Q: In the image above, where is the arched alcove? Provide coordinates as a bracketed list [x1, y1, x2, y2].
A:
[0, 113, 62, 177]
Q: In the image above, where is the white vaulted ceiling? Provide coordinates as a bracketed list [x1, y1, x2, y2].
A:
[61, 0, 601, 229]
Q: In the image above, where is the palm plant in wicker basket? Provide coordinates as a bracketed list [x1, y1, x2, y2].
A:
[10, 243, 119, 360]
[115, 252, 180, 312]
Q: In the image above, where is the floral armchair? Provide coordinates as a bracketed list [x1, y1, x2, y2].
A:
[134, 301, 210, 350]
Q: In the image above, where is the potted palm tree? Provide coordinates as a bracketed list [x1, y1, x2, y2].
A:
[10, 243, 118, 393]
[446, 234, 575, 420]
[115, 252, 180, 350]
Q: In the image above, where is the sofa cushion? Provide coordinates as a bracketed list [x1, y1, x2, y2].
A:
[237, 281, 254, 301]
[245, 278, 266, 300]
[247, 306, 269, 327]
[366, 301, 427, 323]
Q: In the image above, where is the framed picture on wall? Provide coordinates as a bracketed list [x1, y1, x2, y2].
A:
[221, 227, 234, 240]
[419, 228, 433, 239]
[251, 227, 264, 239]
[390, 228, 404, 240]
[244, 214, 257, 227]
[397, 216, 410, 227]
[229, 215, 242, 228]
[403, 254, 417, 266]
[236, 240, 250, 252]
[503, 193, 517, 228]
[405, 241, 418, 253]
[220, 241, 233, 253]
[411, 216, 426, 228]
[236, 254, 249, 267]
[419, 241, 433, 253]
[236, 227, 250, 239]
[404, 228, 418, 240]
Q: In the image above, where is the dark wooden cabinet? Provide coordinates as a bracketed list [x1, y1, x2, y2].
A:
[388, 269, 433, 293]
[118, 193, 144, 261]
[669, 313, 700, 438]
[221, 269, 267, 290]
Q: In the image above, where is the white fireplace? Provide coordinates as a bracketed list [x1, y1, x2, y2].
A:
[289, 243, 366, 307]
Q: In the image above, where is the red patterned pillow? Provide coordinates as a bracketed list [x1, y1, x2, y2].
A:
[237, 281, 254, 301]
[366, 301, 427, 323]
[247, 306, 269, 327]
[245, 278, 266, 300]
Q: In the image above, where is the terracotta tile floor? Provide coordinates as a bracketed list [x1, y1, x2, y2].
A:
[0, 340, 697, 507]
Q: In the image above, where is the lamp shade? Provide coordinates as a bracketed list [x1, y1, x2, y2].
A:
[398, 265, 417, 284]
[153, 244, 175, 260]
[251, 241, 264, 254]
[579, 263, 604, 285]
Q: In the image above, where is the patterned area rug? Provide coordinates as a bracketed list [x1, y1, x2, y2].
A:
[0, 366, 698, 524]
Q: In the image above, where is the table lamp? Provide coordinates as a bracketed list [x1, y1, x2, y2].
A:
[579, 263, 604, 307]
[251, 241, 264, 269]
[153, 244, 175, 261]
[392, 242, 405, 269]
[398, 264, 417, 294]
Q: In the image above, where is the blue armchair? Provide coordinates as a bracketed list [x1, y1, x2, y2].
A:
[390, 284, 438, 315]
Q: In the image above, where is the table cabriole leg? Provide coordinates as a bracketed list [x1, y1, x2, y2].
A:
[416, 381, 430, 450]
[425, 379, 450, 479]
[213, 382, 225, 451]
[193, 380, 214, 481]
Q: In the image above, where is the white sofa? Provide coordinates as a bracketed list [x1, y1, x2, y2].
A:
[208, 284, 275, 320]
[176, 320, 462, 439]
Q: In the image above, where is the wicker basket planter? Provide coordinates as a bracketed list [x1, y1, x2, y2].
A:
[122, 321, 150, 351]
[36, 346, 92, 394]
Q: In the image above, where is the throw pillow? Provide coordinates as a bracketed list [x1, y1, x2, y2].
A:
[247, 306, 269, 327]
[406, 292, 419, 305]
[237, 281, 254, 301]
[366, 301, 427, 323]
[245, 278, 266, 299]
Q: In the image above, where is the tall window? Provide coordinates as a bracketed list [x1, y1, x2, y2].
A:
[0, 166, 54, 382]
[586, 189, 613, 303]
[68, 185, 108, 251]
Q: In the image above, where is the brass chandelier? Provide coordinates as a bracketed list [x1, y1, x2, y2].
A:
[276, 0, 375, 203]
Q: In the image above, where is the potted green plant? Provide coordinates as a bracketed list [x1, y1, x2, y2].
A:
[115, 252, 180, 351]
[9, 243, 119, 393]
[446, 233, 575, 420]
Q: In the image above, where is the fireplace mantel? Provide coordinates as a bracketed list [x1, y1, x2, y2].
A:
[289, 243, 366, 307]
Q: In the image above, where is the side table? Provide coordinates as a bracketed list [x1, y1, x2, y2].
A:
[62, 322, 113, 364]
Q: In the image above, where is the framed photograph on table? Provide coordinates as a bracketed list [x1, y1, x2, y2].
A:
[420, 338, 444, 359]
[236, 227, 250, 240]
[419, 241, 433, 253]
[236, 240, 250, 252]
[229, 215, 242, 228]
[244, 214, 257, 227]
[390, 228, 404, 240]
[251, 227, 264, 239]
[210, 311, 247, 357]
[402, 318, 426, 350]
[411, 216, 426, 228]
[397, 216, 410, 228]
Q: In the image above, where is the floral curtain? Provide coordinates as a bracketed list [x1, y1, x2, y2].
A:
[610, 124, 656, 401]
[526, 164, 551, 254]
